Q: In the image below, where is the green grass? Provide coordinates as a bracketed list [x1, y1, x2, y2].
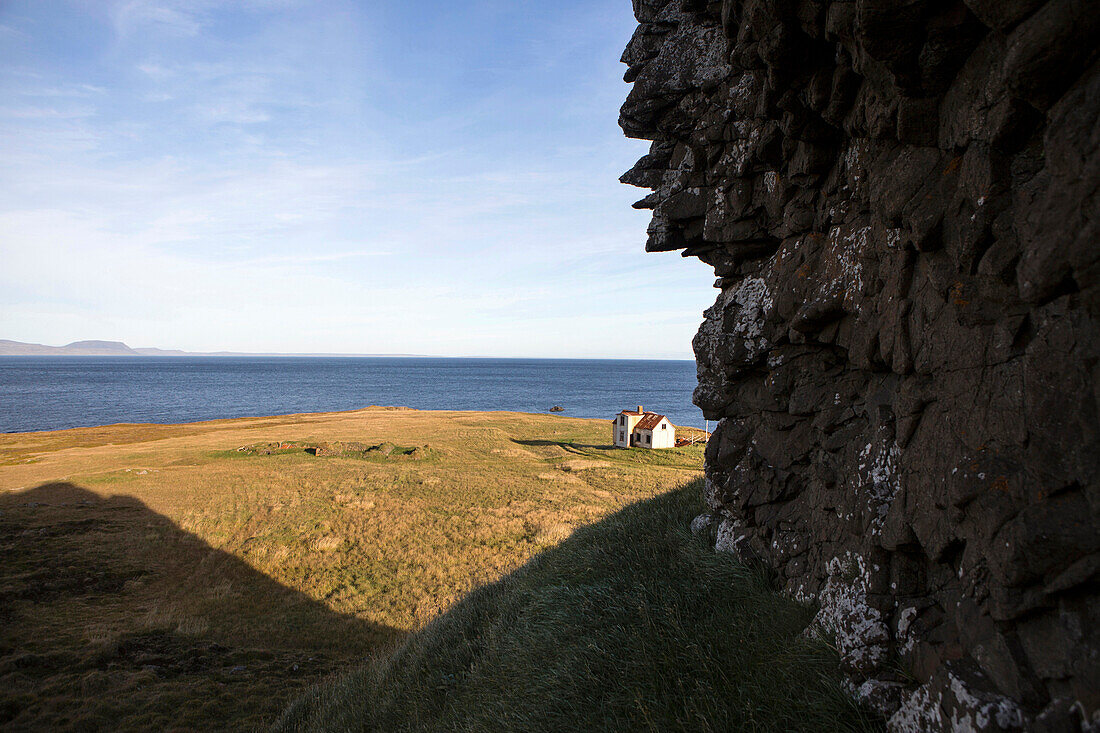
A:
[275, 482, 882, 733]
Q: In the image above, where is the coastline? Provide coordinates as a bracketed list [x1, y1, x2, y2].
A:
[0, 405, 709, 439]
[0, 405, 610, 437]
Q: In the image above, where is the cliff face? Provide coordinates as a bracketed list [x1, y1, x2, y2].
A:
[619, 0, 1099, 729]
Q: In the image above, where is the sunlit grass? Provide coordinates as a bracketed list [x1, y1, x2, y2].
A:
[0, 408, 702, 730]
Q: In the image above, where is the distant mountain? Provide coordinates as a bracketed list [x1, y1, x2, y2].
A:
[0, 339, 430, 357]
[0, 339, 138, 356]
[62, 340, 138, 355]
[0, 340, 59, 355]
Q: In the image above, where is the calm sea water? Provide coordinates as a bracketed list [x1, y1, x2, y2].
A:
[0, 357, 704, 433]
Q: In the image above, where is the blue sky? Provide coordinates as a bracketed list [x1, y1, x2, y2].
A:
[0, 0, 712, 358]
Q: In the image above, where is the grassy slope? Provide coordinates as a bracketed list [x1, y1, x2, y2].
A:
[0, 408, 707, 730]
[277, 484, 881, 733]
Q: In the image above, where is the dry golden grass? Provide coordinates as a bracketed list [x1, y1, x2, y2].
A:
[0, 407, 702, 730]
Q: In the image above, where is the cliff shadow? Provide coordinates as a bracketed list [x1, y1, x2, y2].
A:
[0, 482, 402, 731]
[511, 438, 616, 451]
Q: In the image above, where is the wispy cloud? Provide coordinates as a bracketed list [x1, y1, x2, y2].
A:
[0, 105, 96, 119]
[110, 0, 207, 37]
[194, 101, 270, 124]
[0, 23, 29, 40]
[222, 250, 392, 268]
[16, 83, 106, 97]
[136, 62, 172, 79]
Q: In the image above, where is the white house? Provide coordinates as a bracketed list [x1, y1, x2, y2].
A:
[612, 405, 676, 449]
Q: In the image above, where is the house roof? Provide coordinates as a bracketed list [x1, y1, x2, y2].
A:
[635, 413, 667, 430]
[619, 408, 644, 416]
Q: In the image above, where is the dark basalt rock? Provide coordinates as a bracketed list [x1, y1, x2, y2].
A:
[619, 0, 1099, 729]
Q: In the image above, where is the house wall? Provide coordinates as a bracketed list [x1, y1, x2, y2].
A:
[630, 420, 676, 449]
[650, 420, 675, 449]
[611, 413, 641, 447]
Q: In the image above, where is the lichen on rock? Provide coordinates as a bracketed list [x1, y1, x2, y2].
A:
[810, 553, 891, 676]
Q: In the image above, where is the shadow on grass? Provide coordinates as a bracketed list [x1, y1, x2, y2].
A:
[512, 439, 615, 450]
[276, 480, 883, 733]
[0, 482, 401, 731]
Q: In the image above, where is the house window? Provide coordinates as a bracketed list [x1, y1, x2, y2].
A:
[661, 423, 667, 430]
[620, 416, 625, 425]
[619, 432, 624, 441]
[645, 434, 651, 444]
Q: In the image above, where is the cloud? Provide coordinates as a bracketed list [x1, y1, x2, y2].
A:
[110, 0, 206, 37]
[194, 101, 270, 124]
[137, 62, 172, 79]
[0, 23, 29, 40]
[0, 105, 96, 119]
[109, 1, 309, 47]
[222, 250, 392, 268]
[14, 83, 106, 98]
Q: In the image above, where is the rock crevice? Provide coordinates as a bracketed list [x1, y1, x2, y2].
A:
[620, 0, 1099, 728]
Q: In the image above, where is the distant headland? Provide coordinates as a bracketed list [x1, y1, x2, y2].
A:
[0, 339, 430, 358]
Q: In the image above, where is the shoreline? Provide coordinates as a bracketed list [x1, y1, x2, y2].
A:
[0, 405, 577, 437]
[0, 353, 695, 362]
[1, 405, 711, 438]
[2, 406, 710, 438]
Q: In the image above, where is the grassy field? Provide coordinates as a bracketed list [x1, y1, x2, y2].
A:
[276, 485, 881, 733]
[0, 408, 708, 730]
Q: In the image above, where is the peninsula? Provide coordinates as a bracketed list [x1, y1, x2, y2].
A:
[0, 339, 430, 358]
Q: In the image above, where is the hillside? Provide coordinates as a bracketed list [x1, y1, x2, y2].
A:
[276, 484, 879, 732]
[0, 408, 715, 730]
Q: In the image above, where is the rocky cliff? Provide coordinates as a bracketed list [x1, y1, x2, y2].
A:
[619, 0, 1099, 729]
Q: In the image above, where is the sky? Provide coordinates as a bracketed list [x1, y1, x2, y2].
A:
[0, 0, 713, 359]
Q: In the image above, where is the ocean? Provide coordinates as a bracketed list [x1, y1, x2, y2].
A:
[0, 357, 704, 433]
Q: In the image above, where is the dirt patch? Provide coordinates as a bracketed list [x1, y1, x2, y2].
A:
[236, 441, 426, 460]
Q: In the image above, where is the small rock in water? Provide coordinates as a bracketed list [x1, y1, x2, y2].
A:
[549, 405, 564, 412]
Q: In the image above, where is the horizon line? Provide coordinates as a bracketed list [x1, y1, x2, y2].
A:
[0, 353, 697, 361]
[0, 338, 693, 361]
